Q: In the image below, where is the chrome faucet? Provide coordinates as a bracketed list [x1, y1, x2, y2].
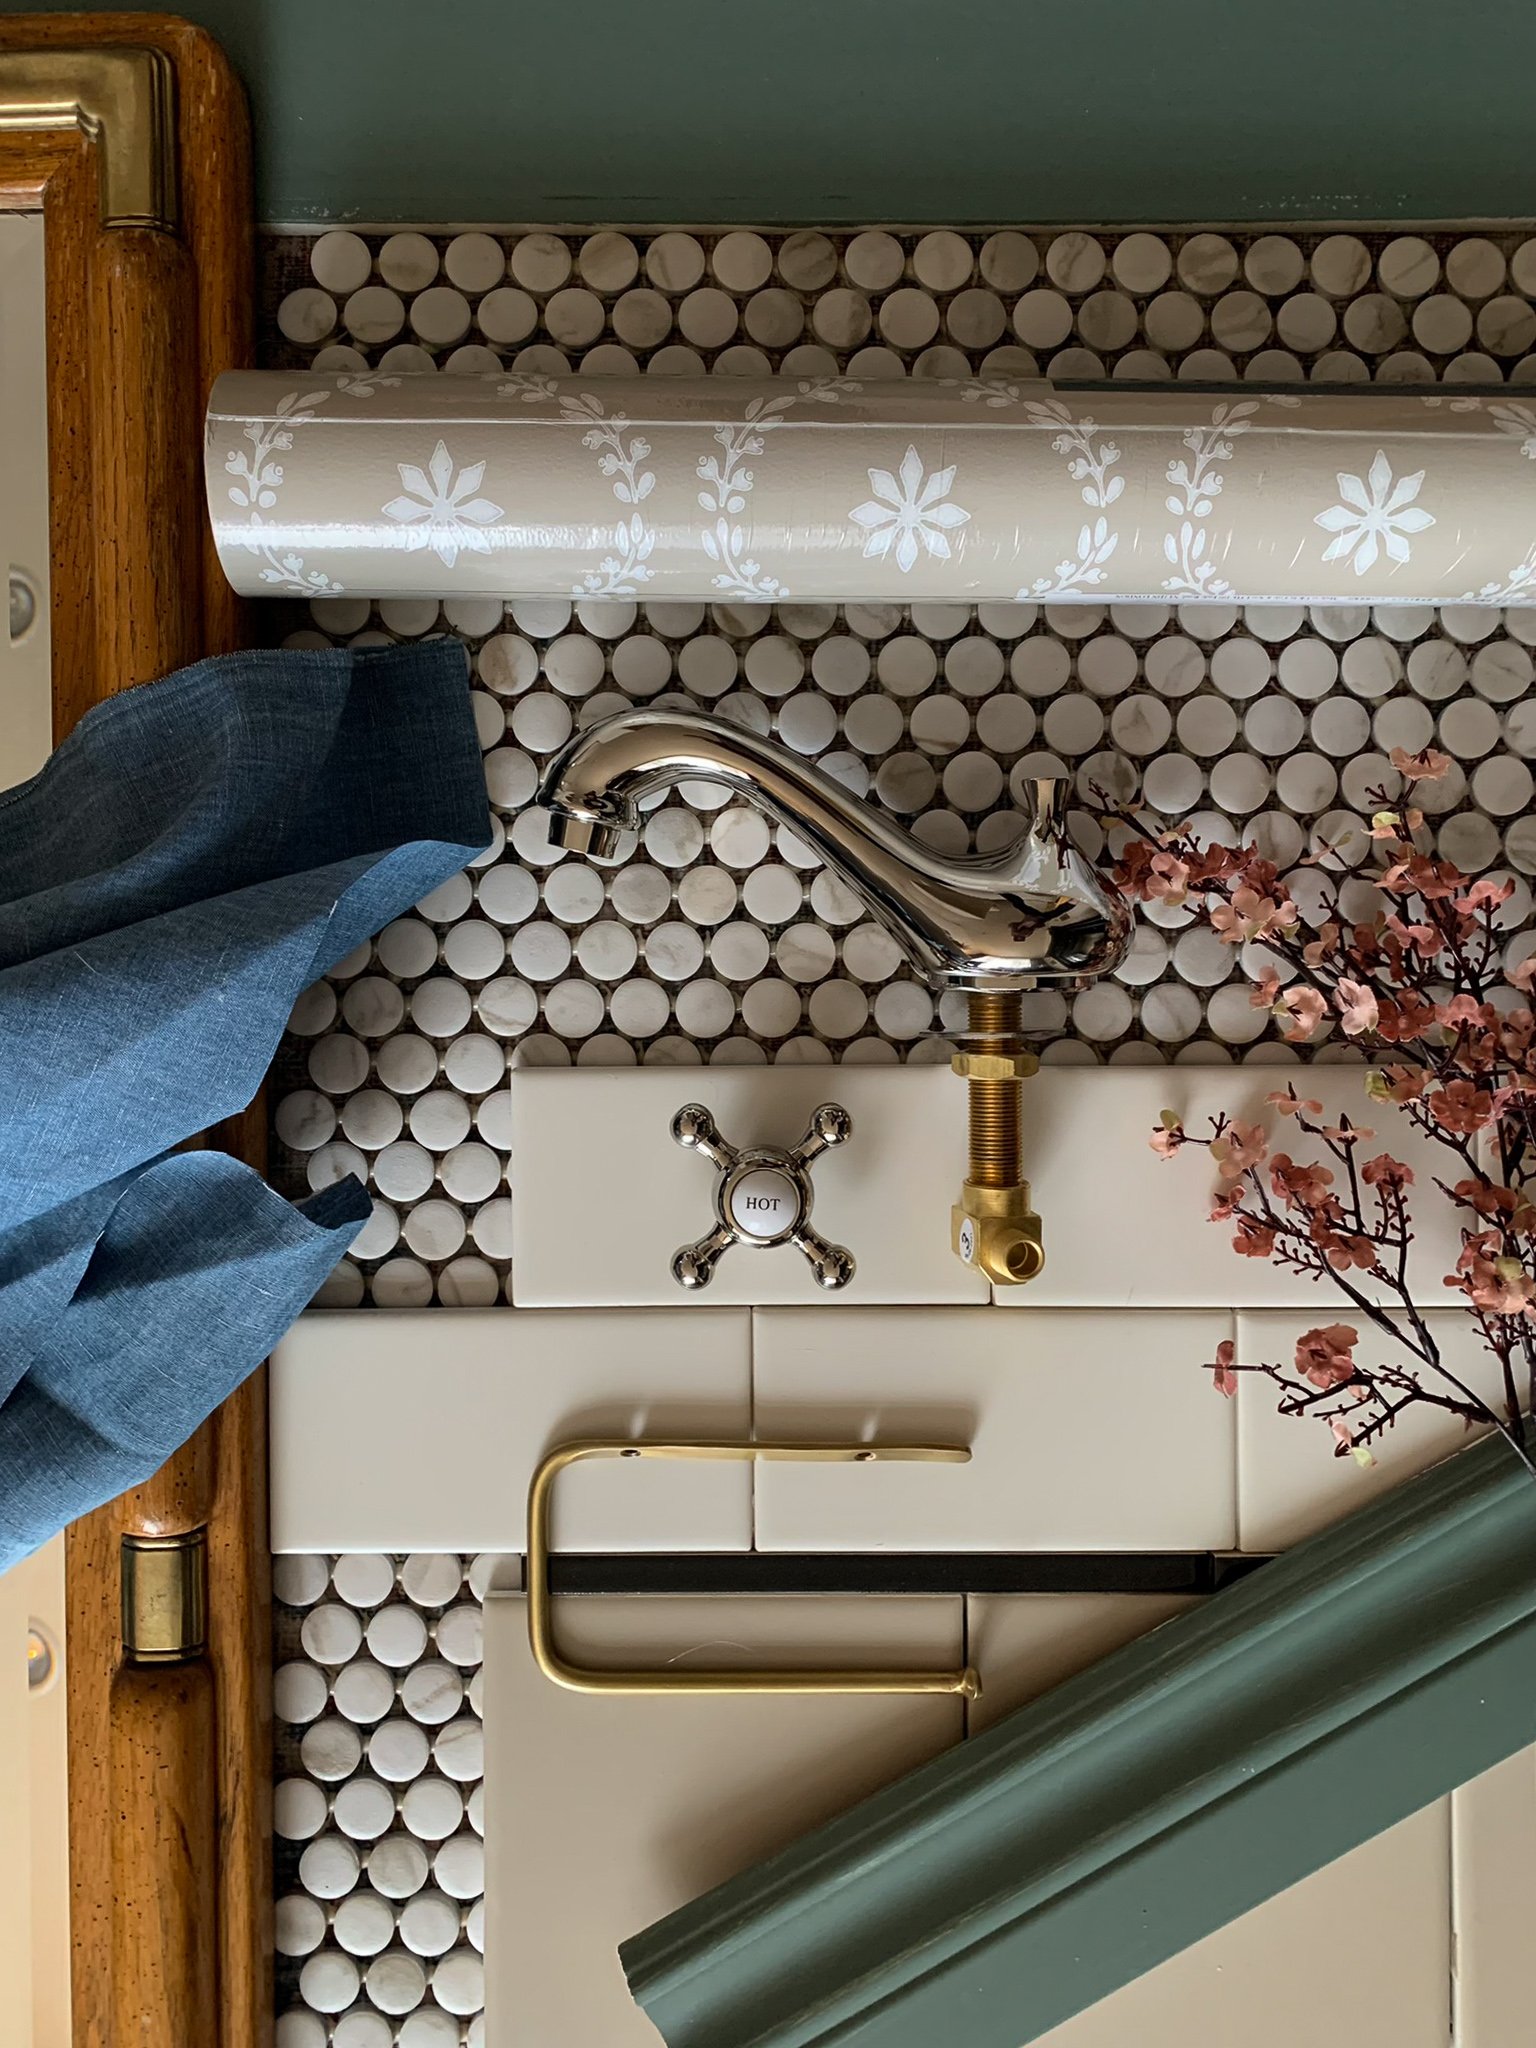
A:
[537, 709, 1130, 991]
[535, 708, 1134, 1284]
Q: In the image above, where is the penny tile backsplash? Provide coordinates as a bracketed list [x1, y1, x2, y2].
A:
[262, 221, 1536, 2047]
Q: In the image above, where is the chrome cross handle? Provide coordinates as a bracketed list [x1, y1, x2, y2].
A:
[669, 1101, 856, 1292]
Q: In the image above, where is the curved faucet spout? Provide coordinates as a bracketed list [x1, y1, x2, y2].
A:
[534, 709, 1132, 991]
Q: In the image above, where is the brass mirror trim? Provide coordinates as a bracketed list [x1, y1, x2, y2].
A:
[528, 1439, 980, 1698]
[0, 46, 176, 228]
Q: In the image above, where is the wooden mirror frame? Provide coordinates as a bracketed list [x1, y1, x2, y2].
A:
[0, 16, 260, 2048]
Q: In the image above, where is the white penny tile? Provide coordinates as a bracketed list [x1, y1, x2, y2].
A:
[508, 1065, 987, 1306]
[1235, 1309, 1511, 1551]
[270, 1308, 752, 1551]
[752, 1308, 1236, 1550]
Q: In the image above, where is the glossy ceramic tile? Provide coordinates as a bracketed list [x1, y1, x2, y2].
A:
[509, 1065, 987, 1306]
[1234, 1308, 1510, 1551]
[993, 1065, 1467, 1310]
[481, 1592, 964, 2048]
[269, 1308, 752, 1552]
[1452, 1746, 1536, 2047]
[966, 1592, 1198, 1732]
[752, 1308, 1237, 1550]
[1033, 1800, 1451, 2048]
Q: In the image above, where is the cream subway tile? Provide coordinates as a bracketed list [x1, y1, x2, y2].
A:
[1452, 1745, 1536, 2047]
[481, 1592, 963, 2048]
[509, 1065, 988, 1308]
[992, 1066, 1467, 1311]
[752, 1307, 1237, 1552]
[967, 1592, 1197, 1733]
[1235, 1308, 1512, 1551]
[1031, 1802, 1450, 2048]
[269, 1308, 752, 1553]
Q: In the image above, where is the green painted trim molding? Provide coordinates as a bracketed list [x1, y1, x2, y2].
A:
[5, 3, 1536, 226]
[622, 1429, 1536, 2048]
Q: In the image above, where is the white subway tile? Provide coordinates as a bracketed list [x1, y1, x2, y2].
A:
[967, 1592, 1198, 1733]
[270, 1308, 752, 1553]
[1032, 1802, 1450, 2048]
[753, 1307, 1237, 1551]
[1235, 1307, 1511, 1551]
[994, 1066, 1466, 1310]
[509, 1066, 987, 1307]
[482, 1592, 963, 2048]
[1453, 1747, 1536, 2048]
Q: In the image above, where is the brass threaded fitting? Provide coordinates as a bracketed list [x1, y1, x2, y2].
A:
[969, 1080, 1021, 1190]
[951, 990, 1044, 1285]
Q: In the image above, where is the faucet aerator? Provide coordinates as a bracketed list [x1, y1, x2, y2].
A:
[546, 811, 628, 859]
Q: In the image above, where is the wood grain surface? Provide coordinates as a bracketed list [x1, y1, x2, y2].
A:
[0, 17, 259, 2048]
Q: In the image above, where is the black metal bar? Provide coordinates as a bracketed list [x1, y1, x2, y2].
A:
[546, 1552, 1275, 1597]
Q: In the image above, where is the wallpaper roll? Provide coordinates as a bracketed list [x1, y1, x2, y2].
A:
[206, 370, 1536, 606]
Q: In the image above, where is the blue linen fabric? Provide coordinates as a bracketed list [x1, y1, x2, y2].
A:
[0, 640, 492, 1568]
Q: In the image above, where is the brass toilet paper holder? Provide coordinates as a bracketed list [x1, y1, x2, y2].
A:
[526, 1439, 979, 1699]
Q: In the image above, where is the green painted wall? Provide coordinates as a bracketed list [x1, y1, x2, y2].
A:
[9, 2, 1534, 228]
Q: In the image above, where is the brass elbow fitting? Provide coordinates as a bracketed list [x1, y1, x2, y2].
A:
[950, 991, 1045, 1287]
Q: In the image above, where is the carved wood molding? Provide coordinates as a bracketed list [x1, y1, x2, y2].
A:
[622, 1428, 1536, 2048]
[0, 16, 255, 2048]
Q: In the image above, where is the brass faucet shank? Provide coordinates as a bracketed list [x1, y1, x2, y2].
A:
[951, 991, 1044, 1287]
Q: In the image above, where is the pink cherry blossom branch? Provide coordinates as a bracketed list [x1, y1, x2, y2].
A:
[1116, 744, 1536, 1480]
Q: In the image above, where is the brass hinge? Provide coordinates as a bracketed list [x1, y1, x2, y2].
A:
[122, 1529, 207, 1662]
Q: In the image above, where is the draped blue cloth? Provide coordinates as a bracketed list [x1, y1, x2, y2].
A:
[0, 640, 491, 1568]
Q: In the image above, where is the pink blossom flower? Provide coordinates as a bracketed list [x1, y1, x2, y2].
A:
[1249, 969, 1283, 1010]
[1329, 1415, 1376, 1467]
[1213, 1119, 1268, 1183]
[1231, 1216, 1277, 1258]
[1296, 1323, 1359, 1389]
[1211, 1340, 1239, 1398]
[1324, 1232, 1379, 1274]
[1427, 1080, 1495, 1135]
[1451, 1235, 1536, 1317]
[1390, 744, 1451, 783]
[1271, 1153, 1336, 1209]
[1266, 1090, 1324, 1118]
[1276, 986, 1327, 1042]
[1149, 1113, 1185, 1159]
[1509, 956, 1536, 995]
[1302, 920, 1341, 964]
[1334, 978, 1380, 1037]
[1455, 877, 1514, 916]
[1438, 994, 1493, 1032]
[1210, 887, 1298, 944]
[1361, 1153, 1415, 1190]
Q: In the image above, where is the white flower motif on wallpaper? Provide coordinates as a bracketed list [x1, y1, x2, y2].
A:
[1314, 451, 1435, 578]
[223, 387, 344, 596]
[1487, 402, 1536, 462]
[850, 446, 971, 573]
[382, 441, 504, 568]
